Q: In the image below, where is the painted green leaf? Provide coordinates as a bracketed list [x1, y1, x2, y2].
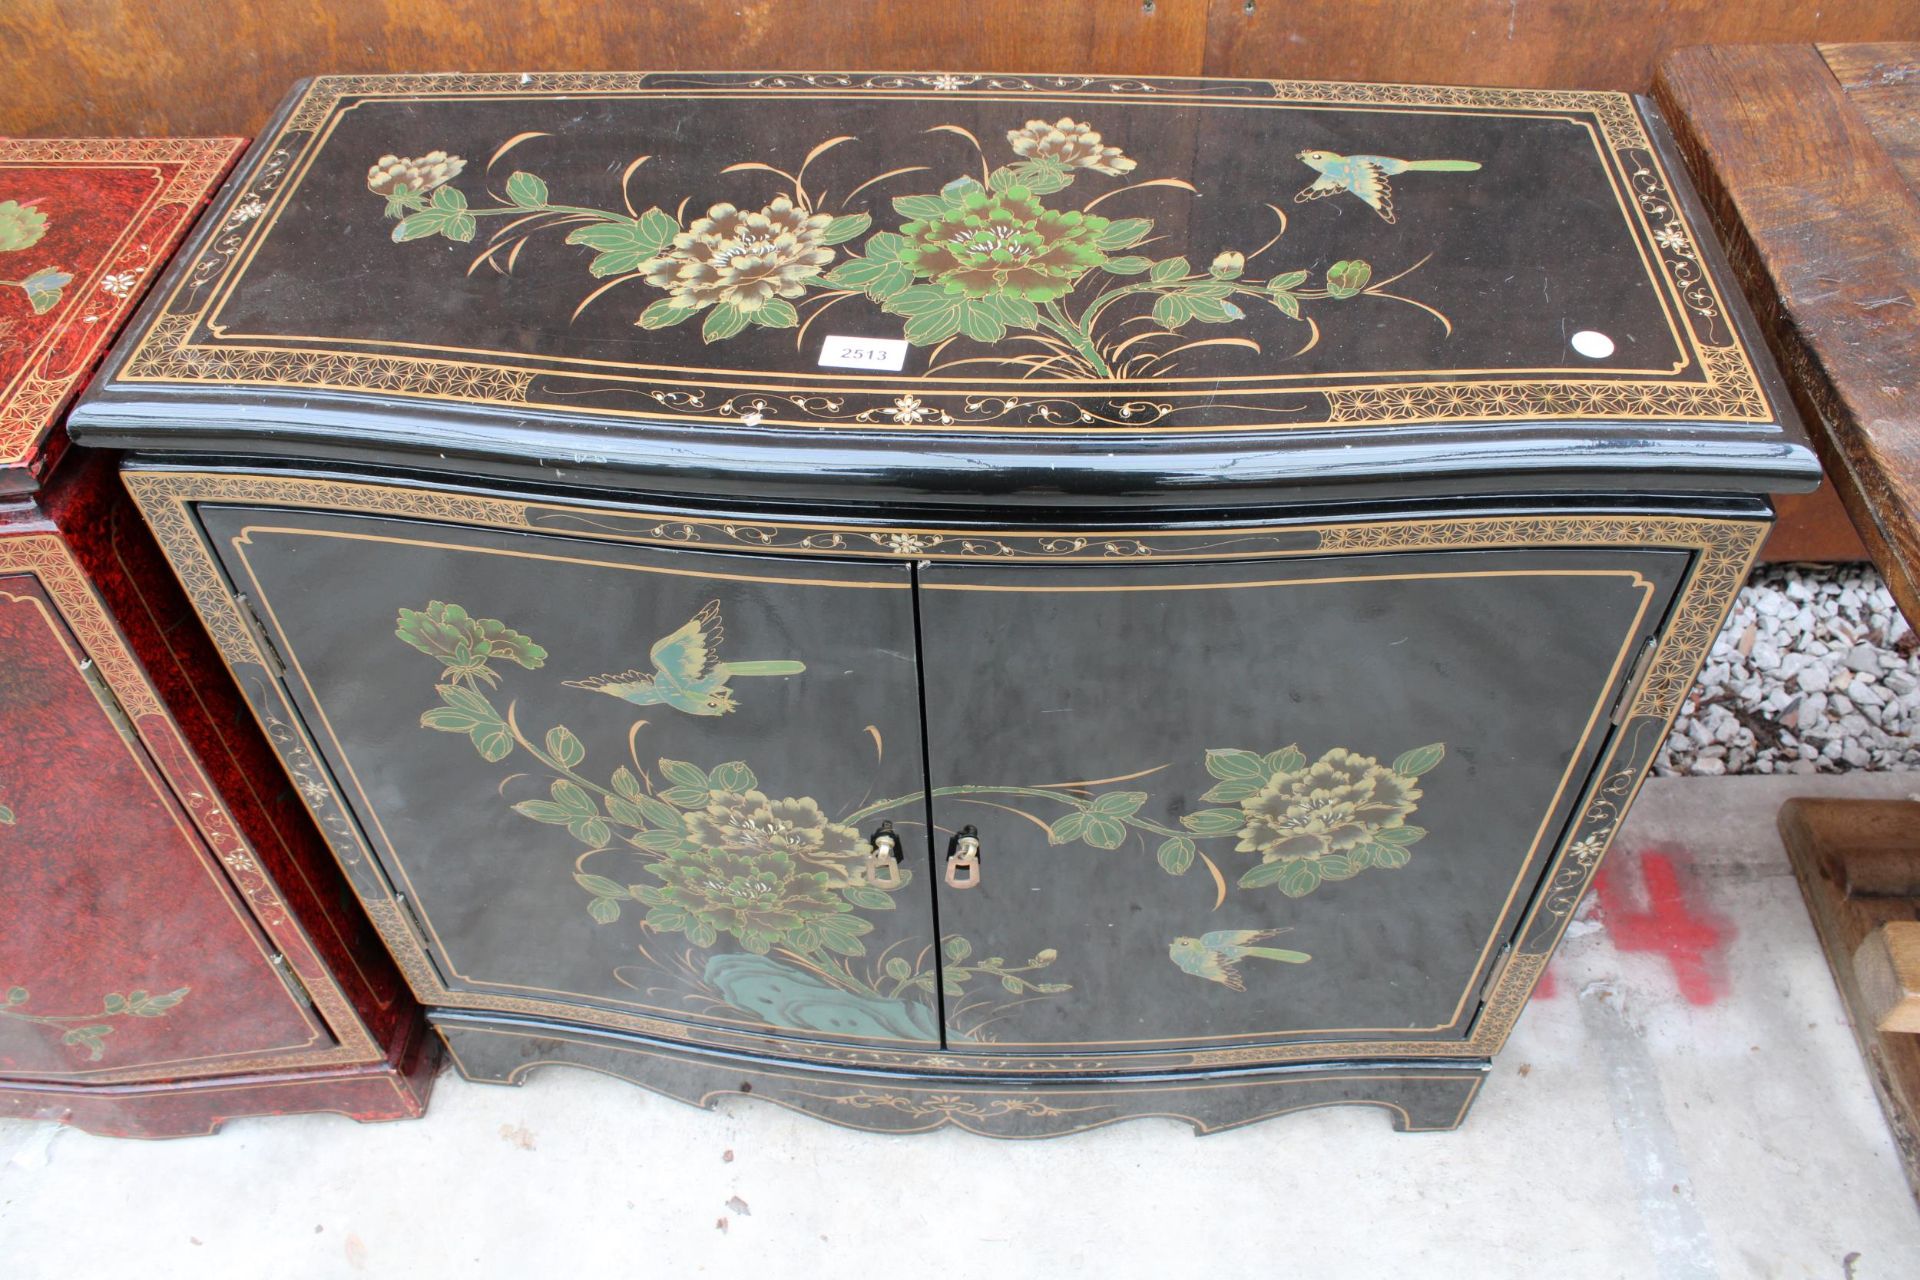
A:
[23, 271, 70, 314]
[981, 292, 1039, 330]
[1180, 807, 1245, 835]
[902, 305, 962, 345]
[884, 957, 914, 982]
[637, 299, 696, 330]
[472, 722, 513, 762]
[1370, 842, 1413, 869]
[639, 207, 679, 247]
[575, 873, 628, 898]
[630, 829, 690, 854]
[942, 974, 966, 997]
[1035, 982, 1072, 993]
[941, 176, 984, 202]
[567, 816, 611, 847]
[1152, 293, 1194, 329]
[644, 903, 689, 930]
[708, 761, 757, 794]
[886, 283, 961, 316]
[611, 766, 645, 800]
[892, 194, 950, 221]
[660, 758, 708, 791]
[1268, 269, 1309, 291]
[0, 805, 13, 826]
[864, 231, 908, 263]
[842, 885, 897, 911]
[634, 793, 683, 830]
[662, 785, 711, 809]
[1156, 836, 1196, 875]
[604, 796, 648, 829]
[820, 211, 872, 245]
[1102, 256, 1152, 274]
[1317, 853, 1358, 881]
[1205, 748, 1267, 780]
[687, 918, 719, 947]
[1149, 257, 1190, 283]
[1186, 296, 1244, 323]
[5, 986, 25, 1005]
[824, 256, 890, 288]
[431, 185, 469, 212]
[513, 799, 574, 825]
[755, 298, 799, 328]
[1001, 975, 1024, 994]
[103, 993, 128, 1014]
[1325, 259, 1372, 299]
[1264, 746, 1306, 775]
[943, 935, 972, 962]
[1007, 160, 1071, 194]
[1375, 824, 1426, 845]
[587, 897, 621, 924]
[443, 212, 477, 243]
[814, 913, 872, 957]
[1393, 743, 1447, 776]
[1080, 814, 1127, 849]
[420, 706, 483, 732]
[1200, 778, 1262, 803]
[1096, 218, 1153, 250]
[1276, 859, 1325, 898]
[391, 212, 448, 242]
[505, 170, 549, 208]
[958, 300, 1005, 344]
[134, 988, 187, 1015]
[1049, 812, 1088, 845]
[1237, 859, 1289, 888]
[551, 780, 596, 816]
[544, 725, 586, 769]
[702, 303, 749, 343]
[1089, 790, 1147, 818]
[1269, 291, 1301, 320]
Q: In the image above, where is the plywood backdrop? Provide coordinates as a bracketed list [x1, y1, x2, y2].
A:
[5, 0, 1912, 560]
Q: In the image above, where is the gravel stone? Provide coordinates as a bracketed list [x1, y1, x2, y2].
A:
[1656, 564, 1920, 776]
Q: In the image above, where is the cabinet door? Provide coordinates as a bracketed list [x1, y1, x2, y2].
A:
[200, 508, 942, 1048]
[0, 573, 330, 1081]
[917, 548, 1687, 1056]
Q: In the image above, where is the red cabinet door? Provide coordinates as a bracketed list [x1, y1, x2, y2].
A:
[0, 572, 331, 1082]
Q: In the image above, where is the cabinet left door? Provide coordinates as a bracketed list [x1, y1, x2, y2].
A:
[0, 572, 332, 1081]
[199, 507, 944, 1050]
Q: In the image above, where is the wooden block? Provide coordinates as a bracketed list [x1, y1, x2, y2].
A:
[1854, 923, 1920, 1034]
[1778, 797, 1920, 1208]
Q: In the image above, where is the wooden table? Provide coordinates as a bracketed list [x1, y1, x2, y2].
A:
[1657, 42, 1920, 1202]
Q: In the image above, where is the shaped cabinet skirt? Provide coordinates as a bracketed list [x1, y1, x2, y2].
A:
[916, 551, 1686, 1055]
[198, 507, 942, 1050]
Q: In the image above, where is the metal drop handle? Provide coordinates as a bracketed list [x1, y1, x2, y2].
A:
[865, 822, 903, 888]
[945, 826, 982, 889]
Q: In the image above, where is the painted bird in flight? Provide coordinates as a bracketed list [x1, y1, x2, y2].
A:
[1168, 929, 1312, 992]
[563, 600, 805, 717]
[1294, 149, 1482, 223]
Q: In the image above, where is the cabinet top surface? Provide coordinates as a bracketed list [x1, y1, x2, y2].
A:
[73, 73, 1813, 504]
[0, 137, 243, 493]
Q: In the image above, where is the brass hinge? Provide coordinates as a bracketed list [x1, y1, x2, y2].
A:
[1610, 637, 1659, 725]
[1478, 943, 1515, 1010]
[234, 592, 287, 676]
[76, 656, 136, 738]
[269, 951, 315, 1010]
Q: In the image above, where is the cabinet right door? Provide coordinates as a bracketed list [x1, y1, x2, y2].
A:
[917, 546, 1687, 1057]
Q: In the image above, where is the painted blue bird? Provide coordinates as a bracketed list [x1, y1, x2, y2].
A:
[1294, 149, 1482, 223]
[563, 600, 805, 716]
[1168, 929, 1312, 991]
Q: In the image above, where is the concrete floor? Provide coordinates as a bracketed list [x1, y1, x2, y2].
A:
[5, 775, 1920, 1278]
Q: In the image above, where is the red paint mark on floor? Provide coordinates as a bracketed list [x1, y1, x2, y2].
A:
[1592, 846, 1731, 1005]
[1532, 964, 1559, 1000]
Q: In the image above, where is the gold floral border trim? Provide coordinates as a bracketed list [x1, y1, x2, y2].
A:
[110, 74, 1772, 434]
[0, 533, 385, 1080]
[0, 137, 244, 469]
[125, 468, 1762, 1075]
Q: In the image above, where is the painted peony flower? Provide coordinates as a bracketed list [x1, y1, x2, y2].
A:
[366, 151, 467, 197]
[643, 195, 835, 313]
[1236, 747, 1422, 861]
[897, 186, 1110, 302]
[681, 790, 867, 872]
[1007, 118, 1137, 176]
[638, 845, 852, 955]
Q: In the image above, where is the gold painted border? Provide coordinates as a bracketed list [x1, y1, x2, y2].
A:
[111, 74, 1770, 435]
[0, 138, 244, 470]
[124, 468, 1763, 1076]
[0, 533, 384, 1081]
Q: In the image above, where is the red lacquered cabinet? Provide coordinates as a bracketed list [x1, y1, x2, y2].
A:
[0, 138, 435, 1137]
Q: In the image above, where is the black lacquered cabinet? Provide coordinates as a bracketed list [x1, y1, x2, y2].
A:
[74, 72, 1816, 1135]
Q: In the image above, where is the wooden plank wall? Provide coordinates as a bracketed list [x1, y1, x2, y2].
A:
[5, 0, 1914, 560]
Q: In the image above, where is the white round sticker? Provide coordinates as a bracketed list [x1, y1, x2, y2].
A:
[1571, 330, 1615, 359]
